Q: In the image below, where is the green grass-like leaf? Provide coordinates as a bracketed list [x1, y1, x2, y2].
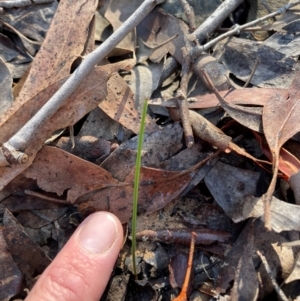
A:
[131, 100, 148, 277]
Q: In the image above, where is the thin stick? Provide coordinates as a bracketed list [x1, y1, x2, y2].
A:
[177, 47, 194, 148]
[25, 189, 70, 205]
[190, 1, 300, 60]
[179, 0, 196, 32]
[193, 0, 244, 44]
[173, 232, 197, 301]
[257, 250, 289, 301]
[243, 59, 259, 88]
[158, 0, 246, 87]
[0, 19, 41, 45]
[3, 0, 165, 159]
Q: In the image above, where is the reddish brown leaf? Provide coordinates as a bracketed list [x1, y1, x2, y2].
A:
[24, 146, 118, 202]
[77, 165, 194, 223]
[254, 132, 300, 180]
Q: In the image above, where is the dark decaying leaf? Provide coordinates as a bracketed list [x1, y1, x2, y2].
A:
[230, 224, 258, 301]
[215, 36, 297, 88]
[101, 123, 183, 181]
[54, 136, 111, 163]
[0, 58, 13, 116]
[217, 219, 295, 299]
[2, 209, 52, 285]
[289, 170, 300, 205]
[0, 227, 23, 301]
[204, 161, 260, 222]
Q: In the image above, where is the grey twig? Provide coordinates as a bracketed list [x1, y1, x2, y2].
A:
[243, 59, 259, 88]
[190, 0, 300, 60]
[158, 0, 246, 84]
[257, 251, 289, 301]
[3, 0, 165, 162]
[179, 0, 196, 32]
[177, 47, 194, 147]
[193, 0, 244, 44]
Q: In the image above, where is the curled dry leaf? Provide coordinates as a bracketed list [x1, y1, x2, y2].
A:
[169, 107, 268, 166]
[253, 131, 300, 180]
[124, 61, 164, 110]
[262, 73, 300, 229]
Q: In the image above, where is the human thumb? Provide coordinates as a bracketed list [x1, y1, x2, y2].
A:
[25, 212, 123, 301]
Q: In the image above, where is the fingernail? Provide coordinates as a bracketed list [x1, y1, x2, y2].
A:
[78, 213, 118, 254]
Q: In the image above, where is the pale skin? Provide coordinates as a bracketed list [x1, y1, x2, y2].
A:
[25, 212, 123, 301]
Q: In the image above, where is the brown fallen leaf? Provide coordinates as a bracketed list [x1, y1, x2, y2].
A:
[20, 144, 205, 224]
[2, 209, 52, 286]
[0, 62, 127, 189]
[77, 164, 195, 224]
[24, 146, 118, 202]
[169, 107, 269, 167]
[104, 0, 138, 56]
[253, 131, 300, 180]
[262, 74, 300, 229]
[16, 0, 98, 102]
[0, 226, 23, 301]
[99, 73, 158, 134]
